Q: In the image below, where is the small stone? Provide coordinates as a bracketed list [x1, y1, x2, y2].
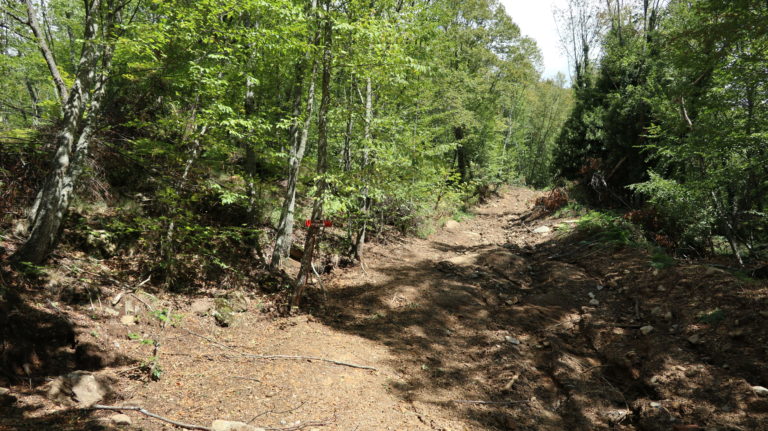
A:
[663, 311, 673, 320]
[120, 315, 136, 326]
[589, 299, 600, 306]
[103, 307, 119, 317]
[588, 292, 595, 299]
[596, 285, 604, 291]
[505, 296, 520, 306]
[657, 285, 666, 291]
[640, 325, 654, 335]
[111, 414, 132, 426]
[650, 402, 661, 408]
[533, 226, 551, 234]
[687, 334, 702, 345]
[651, 306, 662, 316]
[753, 386, 768, 397]
[505, 336, 521, 345]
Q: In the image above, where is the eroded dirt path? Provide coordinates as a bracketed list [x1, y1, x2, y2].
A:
[4, 187, 767, 431]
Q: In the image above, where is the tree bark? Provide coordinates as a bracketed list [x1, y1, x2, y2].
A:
[13, 0, 117, 265]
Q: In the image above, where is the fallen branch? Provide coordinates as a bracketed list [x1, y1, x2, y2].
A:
[180, 328, 377, 371]
[92, 404, 211, 431]
[451, 399, 529, 405]
[264, 419, 331, 431]
[243, 353, 376, 370]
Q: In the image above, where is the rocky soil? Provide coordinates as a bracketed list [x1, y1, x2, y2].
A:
[2, 187, 767, 430]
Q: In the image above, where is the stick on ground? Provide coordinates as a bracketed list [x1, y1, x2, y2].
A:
[92, 404, 211, 430]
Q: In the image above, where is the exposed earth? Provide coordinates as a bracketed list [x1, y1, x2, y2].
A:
[2, 187, 768, 430]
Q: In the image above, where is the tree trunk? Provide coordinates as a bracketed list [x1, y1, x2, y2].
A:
[454, 126, 469, 183]
[24, 0, 68, 103]
[293, 10, 332, 307]
[271, 60, 319, 269]
[13, 0, 115, 265]
[353, 77, 373, 261]
[270, 0, 320, 269]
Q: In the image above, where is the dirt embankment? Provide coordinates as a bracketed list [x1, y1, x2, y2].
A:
[2, 187, 767, 431]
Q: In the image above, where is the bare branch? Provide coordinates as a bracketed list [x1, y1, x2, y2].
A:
[92, 405, 212, 431]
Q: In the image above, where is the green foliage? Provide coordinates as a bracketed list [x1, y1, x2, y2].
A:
[552, 0, 768, 262]
[576, 210, 643, 245]
[650, 250, 676, 269]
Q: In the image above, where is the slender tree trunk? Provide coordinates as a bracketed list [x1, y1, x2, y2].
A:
[13, 0, 116, 265]
[271, 60, 319, 269]
[454, 126, 469, 183]
[242, 76, 267, 264]
[271, 0, 320, 269]
[353, 77, 372, 261]
[293, 11, 332, 307]
[24, 0, 68, 103]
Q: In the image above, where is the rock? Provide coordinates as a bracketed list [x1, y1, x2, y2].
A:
[663, 311, 673, 321]
[504, 296, 520, 306]
[103, 307, 120, 317]
[110, 414, 132, 426]
[589, 299, 600, 306]
[213, 298, 235, 327]
[687, 334, 702, 345]
[651, 306, 662, 316]
[226, 291, 249, 313]
[444, 220, 460, 230]
[85, 229, 117, 257]
[640, 325, 654, 335]
[533, 226, 551, 234]
[120, 315, 136, 326]
[211, 420, 265, 431]
[588, 292, 595, 299]
[47, 371, 111, 407]
[190, 298, 213, 316]
[505, 336, 521, 345]
[753, 386, 768, 397]
[650, 401, 661, 408]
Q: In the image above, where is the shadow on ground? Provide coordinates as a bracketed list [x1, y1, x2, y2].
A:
[313, 217, 768, 431]
[0, 269, 131, 431]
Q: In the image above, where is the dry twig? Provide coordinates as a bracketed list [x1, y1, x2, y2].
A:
[92, 404, 211, 431]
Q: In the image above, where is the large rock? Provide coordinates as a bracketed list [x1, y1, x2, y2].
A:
[47, 371, 111, 407]
[213, 298, 235, 327]
[211, 420, 265, 431]
[226, 291, 249, 313]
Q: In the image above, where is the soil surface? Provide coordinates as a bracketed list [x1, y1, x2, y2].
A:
[2, 187, 768, 431]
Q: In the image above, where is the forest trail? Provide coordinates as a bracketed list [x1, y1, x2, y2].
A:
[3, 187, 767, 431]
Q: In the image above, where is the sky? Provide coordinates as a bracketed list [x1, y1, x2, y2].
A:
[500, 0, 570, 81]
